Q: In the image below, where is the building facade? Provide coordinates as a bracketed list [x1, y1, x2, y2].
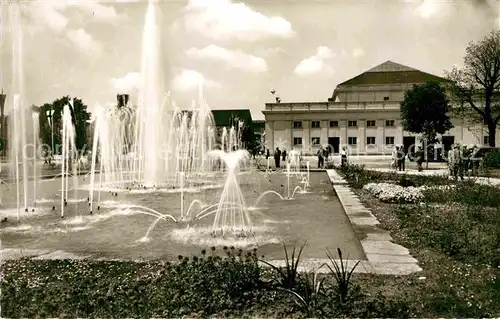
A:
[262, 60, 500, 155]
[0, 93, 7, 155]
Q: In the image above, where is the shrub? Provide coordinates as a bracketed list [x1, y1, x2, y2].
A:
[0, 248, 266, 318]
[484, 148, 500, 168]
[422, 181, 500, 207]
[393, 204, 500, 265]
[339, 164, 452, 189]
[260, 242, 305, 291]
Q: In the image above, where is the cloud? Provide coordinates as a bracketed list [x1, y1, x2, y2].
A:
[186, 45, 268, 73]
[23, 0, 122, 54]
[256, 47, 290, 57]
[294, 46, 335, 76]
[178, 0, 294, 40]
[66, 0, 122, 23]
[111, 72, 140, 93]
[26, 2, 69, 33]
[65, 28, 102, 55]
[171, 69, 221, 92]
[352, 48, 365, 57]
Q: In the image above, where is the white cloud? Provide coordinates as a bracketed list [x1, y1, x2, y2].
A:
[24, 0, 121, 54]
[66, 0, 122, 23]
[179, 0, 294, 40]
[186, 45, 268, 73]
[352, 48, 365, 57]
[111, 72, 141, 93]
[255, 47, 289, 57]
[294, 46, 335, 76]
[171, 69, 221, 92]
[27, 2, 69, 33]
[66, 28, 102, 55]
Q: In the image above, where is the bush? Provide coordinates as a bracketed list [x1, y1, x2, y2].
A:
[0, 247, 268, 318]
[484, 148, 500, 168]
[422, 181, 500, 207]
[393, 204, 500, 265]
[339, 164, 451, 189]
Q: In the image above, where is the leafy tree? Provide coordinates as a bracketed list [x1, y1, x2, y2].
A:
[400, 81, 453, 166]
[445, 30, 500, 147]
[37, 96, 91, 154]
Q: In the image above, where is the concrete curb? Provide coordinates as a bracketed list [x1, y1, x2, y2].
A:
[326, 169, 422, 275]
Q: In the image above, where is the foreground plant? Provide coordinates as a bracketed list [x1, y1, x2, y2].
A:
[325, 248, 361, 308]
[279, 265, 327, 318]
[260, 242, 306, 290]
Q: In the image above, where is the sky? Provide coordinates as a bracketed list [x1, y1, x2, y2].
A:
[0, 0, 499, 120]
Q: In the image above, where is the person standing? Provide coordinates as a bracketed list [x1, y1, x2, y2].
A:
[282, 149, 287, 164]
[392, 146, 399, 170]
[340, 146, 348, 167]
[396, 146, 405, 171]
[454, 144, 464, 181]
[274, 147, 281, 169]
[317, 147, 324, 168]
[448, 145, 455, 177]
[415, 146, 424, 172]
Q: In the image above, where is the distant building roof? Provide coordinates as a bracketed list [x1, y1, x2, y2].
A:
[337, 60, 448, 86]
[252, 120, 265, 131]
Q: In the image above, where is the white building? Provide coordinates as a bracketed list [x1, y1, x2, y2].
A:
[262, 60, 499, 155]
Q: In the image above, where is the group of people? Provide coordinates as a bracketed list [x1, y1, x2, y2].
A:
[265, 146, 349, 170]
[391, 145, 425, 172]
[267, 147, 288, 169]
[447, 144, 481, 180]
[390, 144, 482, 178]
[316, 146, 348, 168]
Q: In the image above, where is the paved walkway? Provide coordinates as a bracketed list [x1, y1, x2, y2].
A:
[370, 167, 500, 186]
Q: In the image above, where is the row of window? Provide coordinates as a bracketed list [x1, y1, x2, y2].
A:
[293, 136, 396, 146]
[293, 120, 396, 129]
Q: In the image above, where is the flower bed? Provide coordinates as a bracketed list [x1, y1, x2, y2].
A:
[363, 183, 455, 203]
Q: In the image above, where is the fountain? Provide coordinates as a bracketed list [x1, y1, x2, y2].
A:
[5, 3, 40, 220]
[0, 0, 314, 253]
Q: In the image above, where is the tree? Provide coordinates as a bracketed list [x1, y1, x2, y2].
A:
[445, 30, 500, 147]
[400, 81, 454, 166]
[37, 96, 91, 154]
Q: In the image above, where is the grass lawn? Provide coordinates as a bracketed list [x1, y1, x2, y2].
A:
[1, 165, 499, 318]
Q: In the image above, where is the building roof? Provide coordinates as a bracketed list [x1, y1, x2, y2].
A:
[252, 120, 265, 131]
[211, 109, 253, 127]
[337, 60, 448, 86]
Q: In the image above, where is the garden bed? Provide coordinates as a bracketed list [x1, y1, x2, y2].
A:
[2, 164, 499, 318]
[338, 164, 500, 317]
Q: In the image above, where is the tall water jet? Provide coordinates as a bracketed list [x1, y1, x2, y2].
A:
[60, 102, 77, 218]
[135, 0, 166, 186]
[209, 150, 253, 236]
[8, 3, 32, 215]
[32, 112, 39, 208]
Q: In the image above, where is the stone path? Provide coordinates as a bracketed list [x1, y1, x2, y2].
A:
[325, 169, 422, 275]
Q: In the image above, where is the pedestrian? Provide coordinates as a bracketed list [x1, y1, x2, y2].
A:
[266, 149, 270, 160]
[448, 145, 455, 177]
[391, 146, 399, 170]
[282, 149, 287, 163]
[397, 146, 406, 171]
[274, 147, 281, 169]
[416, 146, 424, 171]
[317, 146, 324, 168]
[454, 144, 463, 181]
[340, 146, 348, 167]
